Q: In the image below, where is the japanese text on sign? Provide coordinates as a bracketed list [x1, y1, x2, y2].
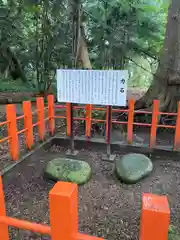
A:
[57, 69, 128, 106]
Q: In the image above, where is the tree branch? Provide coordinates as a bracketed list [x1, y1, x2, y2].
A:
[125, 56, 154, 75]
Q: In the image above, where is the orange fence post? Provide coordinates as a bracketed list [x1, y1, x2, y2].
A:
[49, 181, 78, 240]
[6, 104, 19, 161]
[49, 181, 104, 240]
[23, 101, 34, 149]
[36, 97, 45, 141]
[0, 176, 9, 240]
[85, 104, 92, 138]
[139, 193, 170, 240]
[150, 100, 159, 148]
[127, 99, 134, 144]
[66, 103, 72, 137]
[174, 101, 180, 151]
[47, 95, 55, 136]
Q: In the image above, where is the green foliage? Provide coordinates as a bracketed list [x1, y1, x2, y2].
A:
[127, 55, 154, 88]
[0, 78, 36, 92]
[84, 0, 168, 66]
[0, 0, 170, 92]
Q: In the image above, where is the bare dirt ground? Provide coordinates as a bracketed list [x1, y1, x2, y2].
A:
[2, 144, 180, 240]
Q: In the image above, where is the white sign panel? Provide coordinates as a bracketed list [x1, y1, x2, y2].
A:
[57, 69, 128, 106]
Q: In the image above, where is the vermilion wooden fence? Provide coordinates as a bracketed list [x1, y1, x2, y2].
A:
[0, 176, 103, 240]
[0, 95, 173, 239]
[0, 94, 180, 161]
[0, 96, 54, 161]
[54, 96, 180, 152]
[0, 174, 170, 240]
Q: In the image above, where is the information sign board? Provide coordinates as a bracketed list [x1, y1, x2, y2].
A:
[57, 69, 128, 106]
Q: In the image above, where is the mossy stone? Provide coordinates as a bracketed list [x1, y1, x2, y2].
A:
[44, 157, 92, 185]
[115, 153, 153, 184]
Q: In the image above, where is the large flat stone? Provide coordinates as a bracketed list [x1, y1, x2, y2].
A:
[44, 157, 92, 185]
[115, 153, 153, 184]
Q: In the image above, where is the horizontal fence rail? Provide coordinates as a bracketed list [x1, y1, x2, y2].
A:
[54, 97, 180, 152]
[0, 94, 179, 161]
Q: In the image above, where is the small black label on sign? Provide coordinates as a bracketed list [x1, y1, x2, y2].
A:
[121, 79, 125, 84]
[120, 88, 124, 93]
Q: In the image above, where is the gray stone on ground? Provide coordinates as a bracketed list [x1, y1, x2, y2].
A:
[115, 153, 153, 184]
[44, 157, 92, 185]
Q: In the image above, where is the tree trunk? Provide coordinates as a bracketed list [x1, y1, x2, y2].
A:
[71, 0, 92, 69]
[135, 0, 180, 112]
[0, 45, 27, 82]
[78, 27, 92, 69]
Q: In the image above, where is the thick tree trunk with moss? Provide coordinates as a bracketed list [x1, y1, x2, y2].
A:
[135, 0, 180, 112]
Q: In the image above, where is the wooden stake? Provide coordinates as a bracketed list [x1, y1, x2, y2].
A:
[23, 101, 34, 149]
[127, 99, 134, 144]
[36, 97, 45, 141]
[150, 100, 159, 148]
[6, 104, 19, 160]
[139, 193, 170, 240]
[49, 182, 78, 240]
[0, 176, 9, 240]
[47, 95, 55, 136]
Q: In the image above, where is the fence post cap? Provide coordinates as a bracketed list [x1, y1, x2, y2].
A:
[142, 193, 170, 214]
[49, 181, 77, 197]
[6, 104, 15, 109]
